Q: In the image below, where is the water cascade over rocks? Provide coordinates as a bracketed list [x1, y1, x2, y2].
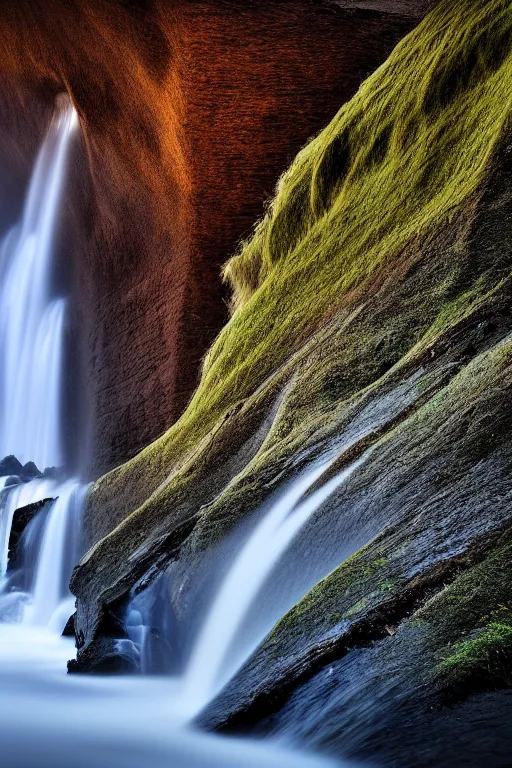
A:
[180, 456, 367, 718]
[0, 100, 357, 767]
[0, 101, 85, 630]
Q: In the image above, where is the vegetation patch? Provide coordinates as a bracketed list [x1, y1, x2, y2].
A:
[94, 0, 512, 509]
[416, 532, 512, 703]
[81, 0, 512, 640]
[438, 620, 512, 695]
[268, 544, 390, 642]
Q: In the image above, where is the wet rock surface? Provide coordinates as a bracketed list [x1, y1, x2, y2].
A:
[7, 498, 55, 572]
[0, 456, 23, 477]
[0, 456, 66, 486]
[58, 2, 512, 765]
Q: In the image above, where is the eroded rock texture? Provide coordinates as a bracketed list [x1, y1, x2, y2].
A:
[69, 1, 512, 763]
[0, 0, 425, 478]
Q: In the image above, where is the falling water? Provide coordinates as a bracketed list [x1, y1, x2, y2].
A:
[0, 101, 357, 767]
[178, 454, 366, 718]
[0, 104, 78, 469]
[25, 481, 86, 629]
[0, 100, 84, 633]
[0, 479, 52, 580]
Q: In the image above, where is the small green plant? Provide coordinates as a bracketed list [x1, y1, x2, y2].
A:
[439, 620, 512, 692]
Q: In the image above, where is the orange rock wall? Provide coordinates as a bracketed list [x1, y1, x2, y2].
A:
[0, 1, 425, 477]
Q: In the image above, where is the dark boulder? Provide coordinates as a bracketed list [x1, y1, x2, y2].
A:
[4, 475, 21, 488]
[20, 461, 42, 482]
[62, 613, 76, 638]
[0, 455, 23, 477]
[42, 466, 66, 483]
[7, 497, 54, 572]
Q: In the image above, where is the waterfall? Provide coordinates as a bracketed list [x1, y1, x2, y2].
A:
[179, 454, 366, 718]
[0, 100, 85, 633]
[0, 104, 78, 469]
[24, 481, 86, 629]
[126, 447, 368, 719]
[0, 98, 358, 768]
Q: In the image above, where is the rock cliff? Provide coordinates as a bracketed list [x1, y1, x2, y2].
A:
[70, 1, 512, 763]
[0, 0, 423, 478]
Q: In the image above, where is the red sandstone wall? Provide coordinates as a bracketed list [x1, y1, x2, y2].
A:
[0, 80, 53, 237]
[0, 1, 427, 478]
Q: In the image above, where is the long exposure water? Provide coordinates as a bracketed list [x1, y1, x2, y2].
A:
[0, 101, 357, 766]
[0, 105, 78, 469]
[181, 456, 366, 717]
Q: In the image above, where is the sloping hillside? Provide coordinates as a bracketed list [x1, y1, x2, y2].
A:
[73, 4, 512, 762]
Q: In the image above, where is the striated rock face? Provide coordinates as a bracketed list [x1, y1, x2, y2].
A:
[0, 0, 427, 478]
[69, 0, 512, 763]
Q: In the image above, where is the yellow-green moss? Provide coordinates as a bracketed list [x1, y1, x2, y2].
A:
[215, 0, 512, 392]
[414, 532, 512, 700]
[89, 0, 512, 551]
[148, 0, 511, 456]
[439, 620, 512, 684]
[270, 545, 390, 638]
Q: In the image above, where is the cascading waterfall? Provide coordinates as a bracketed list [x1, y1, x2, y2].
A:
[126, 447, 368, 721]
[0, 105, 78, 469]
[0, 100, 84, 632]
[24, 481, 86, 630]
[0, 99, 356, 767]
[179, 454, 366, 717]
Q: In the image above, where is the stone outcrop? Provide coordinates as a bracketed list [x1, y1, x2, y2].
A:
[7, 498, 55, 572]
[3, 0, 510, 765]
[67, 1, 512, 763]
[0, 0, 427, 479]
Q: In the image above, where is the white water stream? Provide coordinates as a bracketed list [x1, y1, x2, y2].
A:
[0, 101, 359, 766]
[0, 105, 78, 469]
[181, 456, 366, 717]
[0, 102, 84, 636]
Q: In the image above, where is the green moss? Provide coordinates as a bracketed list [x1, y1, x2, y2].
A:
[215, 0, 511, 400]
[84, 0, 512, 588]
[270, 545, 389, 639]
[414, 532, 512, 700]
[342, 597, 370, 619]
[438, 620, 512, 693]
[101, 0, 512, 488]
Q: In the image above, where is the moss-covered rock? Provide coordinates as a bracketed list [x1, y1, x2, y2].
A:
[71, 7, 512, 763]
[417, 533, 512, 703]
[84, 0, 512, 545]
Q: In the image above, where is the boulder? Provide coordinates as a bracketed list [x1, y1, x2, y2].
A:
[3, 476, 21, 488]
[7, 498, 54, 572]
[0, 455, 23, 477]
[20, 461, 41, 482]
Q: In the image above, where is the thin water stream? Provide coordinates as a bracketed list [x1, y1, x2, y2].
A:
[0, 105, 78, 470]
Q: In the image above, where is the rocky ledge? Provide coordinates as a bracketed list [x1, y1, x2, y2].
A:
[65, 1, 512, 765]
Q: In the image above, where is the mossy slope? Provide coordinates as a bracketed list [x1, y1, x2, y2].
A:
[88, 0, 512, 538]
[75, 0, 512, 677]
[197, 335, 512, 731]
[421, 534, 512, 702]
